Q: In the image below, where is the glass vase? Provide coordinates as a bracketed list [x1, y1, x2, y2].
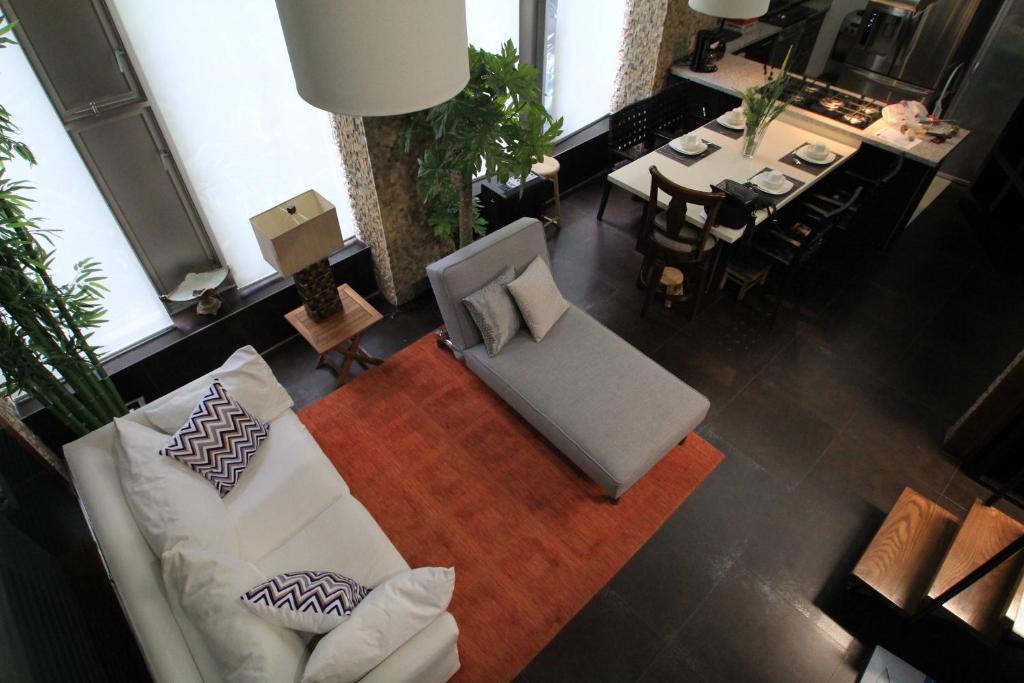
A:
[741, 126, 763, 159]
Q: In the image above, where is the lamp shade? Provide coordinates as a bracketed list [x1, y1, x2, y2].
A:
[688, 0, 770, 19]
[275, 0, 470, 116]
[251, 190, 343, 277]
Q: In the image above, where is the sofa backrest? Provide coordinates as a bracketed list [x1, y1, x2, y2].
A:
[426, 218, 549, 351]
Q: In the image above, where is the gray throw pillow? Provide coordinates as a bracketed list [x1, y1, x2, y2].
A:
[462, 266, 521, 356]
[506, 257, 569, 342]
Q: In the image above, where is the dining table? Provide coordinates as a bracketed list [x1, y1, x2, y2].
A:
[607, 112, 861, 244]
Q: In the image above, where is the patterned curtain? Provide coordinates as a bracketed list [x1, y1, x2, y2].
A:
[610, 0, 670, 111]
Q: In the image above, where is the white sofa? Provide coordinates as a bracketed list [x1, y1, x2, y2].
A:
[64, 347, 460, 683]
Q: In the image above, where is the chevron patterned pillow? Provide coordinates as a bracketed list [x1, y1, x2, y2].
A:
[241, 570, 372, 634]
[161, 380, 270, 497]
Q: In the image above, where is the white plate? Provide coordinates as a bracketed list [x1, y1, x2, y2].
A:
[752, 174, 794, 195]
[670, 138, 707, 155]
[795, 146, 836, 165]
[716, 116, 745, 130]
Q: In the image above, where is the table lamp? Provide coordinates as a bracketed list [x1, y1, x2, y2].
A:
[688, 0, 770, 73]
[251, 190, 344, 322]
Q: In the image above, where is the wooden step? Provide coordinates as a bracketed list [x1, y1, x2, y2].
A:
[927, 499, 1024, 638]
[852, 487, 960, 611]
[1004, 570, 1024, 632]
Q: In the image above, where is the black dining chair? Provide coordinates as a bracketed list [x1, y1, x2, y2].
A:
[650, 80, 691, 147]
[597, 98, 654, 221]
[750, 185, 863, 326]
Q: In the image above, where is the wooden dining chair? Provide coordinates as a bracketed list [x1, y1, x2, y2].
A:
[597, 98, 653, 220]
[640, 166, 725, 319]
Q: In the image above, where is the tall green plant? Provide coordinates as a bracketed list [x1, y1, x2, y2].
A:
[405, 40, 563, 248]
[0, 18, 127, 437]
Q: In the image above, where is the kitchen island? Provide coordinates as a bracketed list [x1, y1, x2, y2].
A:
[670, 54, 969, 168]
[668, 54, 970, 247]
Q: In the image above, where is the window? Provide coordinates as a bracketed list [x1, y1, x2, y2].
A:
[466, 0, 520, 53]
[109, 0, 356, 288]
[543, 0, 628, 138]
[2, 42, 173, 354]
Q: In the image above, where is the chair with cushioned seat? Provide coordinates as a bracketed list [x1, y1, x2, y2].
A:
[640, 166, 725, 319]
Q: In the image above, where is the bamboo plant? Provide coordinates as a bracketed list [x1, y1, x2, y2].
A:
[405, 40, 563, 248]
[0, 18, 127, 438]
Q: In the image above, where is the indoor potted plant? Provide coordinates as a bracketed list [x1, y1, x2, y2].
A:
[0, 19, 128, 449]
[405, 40, 563, 248]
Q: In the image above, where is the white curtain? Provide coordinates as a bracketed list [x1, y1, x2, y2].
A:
[110, 0, 357, 288]
[466, 0, 521, 53]
[1, 43, 173, 355]
[545, 0, 629, 138]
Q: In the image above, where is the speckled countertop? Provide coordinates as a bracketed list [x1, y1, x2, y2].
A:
[670, 54, 969, 168]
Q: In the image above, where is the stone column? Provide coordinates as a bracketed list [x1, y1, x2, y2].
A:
[610, 0, 719, 110]
[331, 114, 450, 306]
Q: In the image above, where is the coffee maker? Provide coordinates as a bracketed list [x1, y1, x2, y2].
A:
[688, 0, 770, 73]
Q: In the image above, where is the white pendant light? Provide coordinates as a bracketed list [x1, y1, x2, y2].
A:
[688, 0, 770, 19]
[275, 0, 470, 116]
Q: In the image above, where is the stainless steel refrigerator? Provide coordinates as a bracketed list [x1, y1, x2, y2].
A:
[943, 0, 1024, 183]
[835, 0, 986, 103]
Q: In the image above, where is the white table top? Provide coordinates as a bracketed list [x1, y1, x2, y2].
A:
[607, 115, 859, 243]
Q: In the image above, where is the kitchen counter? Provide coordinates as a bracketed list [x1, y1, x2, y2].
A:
[670, 54, 969, 167]
[724, 23, 781, 53]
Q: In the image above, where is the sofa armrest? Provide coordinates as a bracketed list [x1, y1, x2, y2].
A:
[426, 217, 548, 351]
[359, 612, 460, 683]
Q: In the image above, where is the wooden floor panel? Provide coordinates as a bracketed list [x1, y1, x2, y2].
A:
[852, 487, 960, 611]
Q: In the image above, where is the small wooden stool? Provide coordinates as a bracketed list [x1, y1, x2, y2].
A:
[719, 251, 771, 301]
[660, 267, 685, 308]
[531, 155, 562, 226]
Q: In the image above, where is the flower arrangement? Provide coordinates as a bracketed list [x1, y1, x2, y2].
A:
[739, 48, 793, 158]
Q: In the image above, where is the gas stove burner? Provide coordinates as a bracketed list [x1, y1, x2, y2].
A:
[861, 104, 879, 115]
[844, 112, 867, 126]
[820, 97, 844, 111]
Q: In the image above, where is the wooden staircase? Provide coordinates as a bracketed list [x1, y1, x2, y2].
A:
[853, 487, 1024, 640]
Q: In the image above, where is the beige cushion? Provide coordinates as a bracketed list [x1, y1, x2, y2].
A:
[506, 257, 569, 342]
[653, 212, 716, 254]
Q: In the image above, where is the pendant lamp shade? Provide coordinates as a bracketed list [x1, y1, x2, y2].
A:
[687, 0, 770, 19]
[275, 0, 470, 116]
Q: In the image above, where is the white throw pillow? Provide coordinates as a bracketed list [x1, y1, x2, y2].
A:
[302, 567, 456, 683]
[140, 346, 293, 434]
[114, 417, 239, 556]
[241, 570, 372, 634]
[162, 544, 308, 683]
[506, 257, 569, 342]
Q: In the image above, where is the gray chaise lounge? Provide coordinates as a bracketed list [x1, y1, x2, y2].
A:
[426, 218, 710, 499]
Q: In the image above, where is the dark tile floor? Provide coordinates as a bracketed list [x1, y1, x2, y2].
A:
[265, 178, 1024, 682]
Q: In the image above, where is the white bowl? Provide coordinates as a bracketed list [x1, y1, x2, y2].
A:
[670, 138, 707, 155]
[717, 114, 745, 130]
[796, 146, 836, 165]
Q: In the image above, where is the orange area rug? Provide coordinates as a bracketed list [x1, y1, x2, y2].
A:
[299, 334, 723, 682]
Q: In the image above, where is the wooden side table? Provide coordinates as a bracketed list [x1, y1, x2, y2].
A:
[285, 284, 383, 387]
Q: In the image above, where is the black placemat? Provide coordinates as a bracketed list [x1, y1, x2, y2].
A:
[703, 119, 744, 139]
[745, 167, 806, 199]
[777, 144, 839, 176]
[654, 140, 722, 166]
